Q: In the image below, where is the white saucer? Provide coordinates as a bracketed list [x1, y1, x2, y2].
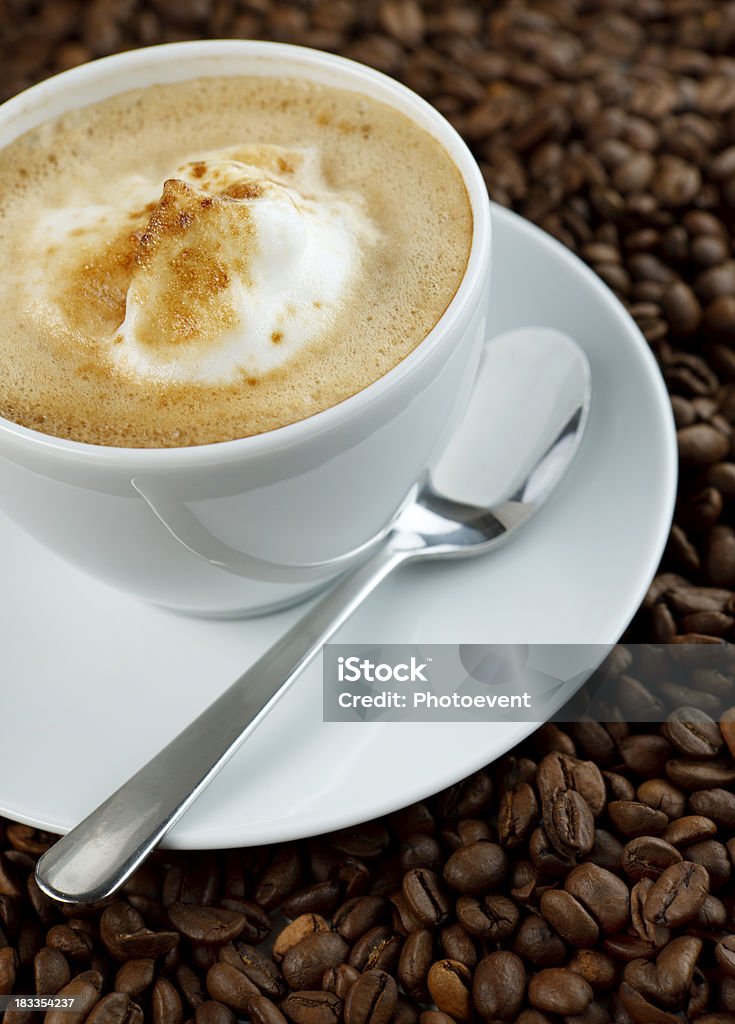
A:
[0, 205, 676, 849]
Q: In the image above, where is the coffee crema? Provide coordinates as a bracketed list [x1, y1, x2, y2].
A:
[0, 76, 472, 447]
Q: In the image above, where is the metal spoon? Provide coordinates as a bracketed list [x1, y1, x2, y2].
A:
[35, 326, 590, 906]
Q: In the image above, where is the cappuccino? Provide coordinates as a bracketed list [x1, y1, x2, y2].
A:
[0, 75, 472, 447]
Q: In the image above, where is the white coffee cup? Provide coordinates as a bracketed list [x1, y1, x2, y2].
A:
[0, 40, 491, 617]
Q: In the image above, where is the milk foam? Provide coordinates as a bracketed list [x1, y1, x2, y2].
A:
[34, 146, 374, 384]
[0, 76, 472, 447]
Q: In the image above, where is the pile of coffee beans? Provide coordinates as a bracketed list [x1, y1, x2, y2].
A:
[5, 699, 735, 1021]
[5, 0, 735, 1020]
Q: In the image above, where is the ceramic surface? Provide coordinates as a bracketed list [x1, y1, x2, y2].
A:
[0, 40, 491, 616]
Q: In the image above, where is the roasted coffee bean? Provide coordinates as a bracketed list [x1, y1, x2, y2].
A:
[219, 944, 285, 999]
[47, 923, 94, 962]
[329, 823, 390, 860]
[273, 917, 330, 963]
[511, 915, 566, 968]
[283, 884, 341, 920]
[690, 789, 735, 828]
[113, 958, 154, 997]
[636, 779, 687, 819]
[348, 926, 402, 973]
[540, 890, 599, 947]
[575, 722, 617, 767]
[528, 968, 593, 1016]
[27, 874, 58, 927]
[663, 707, 723, 757]
[322, 963, 359, 1000]
[440, 924, 477, 969]
[0, 946, 17, 996]
[398, 929, 432, 1001]
[101, 903, 179, 961]
[529, 827, 575, 876]
[498, 785, 539, 848]
[333, 897, 387, 943]
[510, 859, 538, 903]
[151, 977, 183, 1024]
[536, 754, 606, 816]
[386, 1000, 415, 1024]
[586, 829, 624, 871]
[607, 801, 668, 837]
[256, 849, 302, 910]
[46, 970, 103, 1024]
[436, 772, 493, 820]
[86, 992, 143, 1024]
[282, 992, 343, 1024]
[248, 995, 289, 1024]
[472, 951, 525, 1021]
[163, 855, 218, 908]
[656, 935, 702, 1002]
[662, 815, 717, 846]
[619, 734, 673, 777]
[617, 980, 679, 1024]
[671, 757, 735, 786]
[427, 959, 472, 1022]
[168, 904, 245, 946]
[691, 892, 728, 933]
[601, 934, 658, 963]
[544, 789, 595, 858]
[567, 950, 617, 993]
[390, 805, 435, 840]
[399, 835, 442, 874]
[402, 870, 449, 926]
[35, 946, 71, 995]
[344, 969, 397, 1024]
[685, 840, 731, 889]
[225, 901, 270, 945]
[715, 937, 735, 980]
[442, 842, 507, 894]
[282, 933, 350, 990]
[564, 864, 629, 935]
[205, 962, 259, 1013]
[644, 861, 710, 926]
[441, 819, 493, 850]
[177, 964, 206, 1012]
[630, 878, 670, 948]
[455, 894, 519, 942]
[418, 1014, 454, 1024]
[390, 893, 421, 935]
[369, 858, 400, 901]
[194, 1002, 236, 1024]
[620, 837, 683, 880]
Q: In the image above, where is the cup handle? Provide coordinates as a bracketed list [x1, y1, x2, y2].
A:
[131, 477, 394, 583]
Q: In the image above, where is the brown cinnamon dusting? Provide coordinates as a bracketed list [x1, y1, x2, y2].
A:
[271, 330, 283, 343]
[56, 177, 259, 347]
[223, 181, 263, 200]
[60, 229, 141, 334]
[129, 178, 252, 347]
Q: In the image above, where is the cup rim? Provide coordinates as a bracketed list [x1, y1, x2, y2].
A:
[0, 39, 491, 466]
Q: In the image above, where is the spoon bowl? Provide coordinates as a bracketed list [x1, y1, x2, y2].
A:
[36, 325, 590, 907]
[395, 327, 589, 560]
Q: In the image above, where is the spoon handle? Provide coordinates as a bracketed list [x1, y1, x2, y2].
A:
[35, 542, 406, 906]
